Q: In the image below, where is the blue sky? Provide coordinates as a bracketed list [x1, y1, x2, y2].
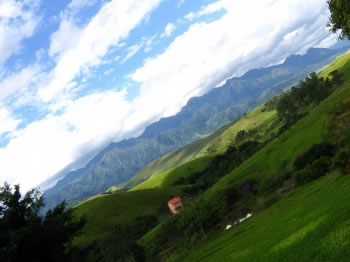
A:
[0, 0, 338, 191]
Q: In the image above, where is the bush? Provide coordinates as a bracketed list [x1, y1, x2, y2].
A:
[172, 177, 186, 186]
[293, 143, 336, 171]
[223, 186, 241, 205]
[294, 156, 332, 186]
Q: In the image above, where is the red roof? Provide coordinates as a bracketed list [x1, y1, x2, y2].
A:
[168, 196, 181, 205]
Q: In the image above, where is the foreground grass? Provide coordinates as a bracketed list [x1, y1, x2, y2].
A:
[178, 172, 350, 262]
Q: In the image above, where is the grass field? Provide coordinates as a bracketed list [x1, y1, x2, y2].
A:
[178, 172, 350, 262]
[131, 155, 215, 191]
[73, 52, 350, 259]
[73, 187, 182, 246]
[171, 51, 350, 262]
[127, 107, 277, 190]
[203, 52, 350, 201]
[320, 50, 350, 78]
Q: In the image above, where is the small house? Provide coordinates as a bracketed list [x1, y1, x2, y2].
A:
[168, 196, 184, 214]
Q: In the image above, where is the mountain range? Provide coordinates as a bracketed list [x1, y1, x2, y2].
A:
[43, 47, 349, 210]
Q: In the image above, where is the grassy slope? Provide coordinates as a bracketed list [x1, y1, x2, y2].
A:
[127, 107, 277, 190]
[73, 187, 182, 246]
[204, 53, 350, 201]
[130, 155, 215, 191]
[73, 99, 278, 248]
[320, 50, 350, 78]
[73, 52, 350, 254]
[175, 52, 350, 261]
[180, 172, 350, 262]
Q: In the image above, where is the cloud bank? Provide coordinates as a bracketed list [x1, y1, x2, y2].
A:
[0, 0, 337, 192]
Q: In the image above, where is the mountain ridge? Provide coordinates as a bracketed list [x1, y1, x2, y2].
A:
[43, 47, 348, 210]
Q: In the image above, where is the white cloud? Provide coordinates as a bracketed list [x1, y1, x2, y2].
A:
[0, 0, 40, 65]
[121, 43, 144, 64]
[0, 65, 41, 101]
[49, 19, 82, 59]
[67, 0, 97, 10]
[0, 0, 338, 193]
[185, 1, 225, 21]
[161, 23, 176, 38]
[40, 0, 164, 102]
[0, 89, 132, 191]
[120, 34, 158, 62]
[143, 34, 158, 52]
[104, 68, 114, 75]
[131, 0, 335, 122]
[0, 108, 21, 137]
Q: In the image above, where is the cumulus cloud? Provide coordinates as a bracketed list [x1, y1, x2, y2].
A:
[0, 0, 40, 66]
[0, 89, 132, 191]
[131, 0, 335, 120]
[40, 0, 164, 102]
[49, 19, 83, 59]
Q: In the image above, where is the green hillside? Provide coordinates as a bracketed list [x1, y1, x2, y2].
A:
[179, 172, 350, 262]
[139, 52, 350, 261]
[204, 52, 350, 201]
[73, 187, 182, 246]
[130, 155, 215, 191]
[72, 52, 350, 262]
[126, 106, 278, 190]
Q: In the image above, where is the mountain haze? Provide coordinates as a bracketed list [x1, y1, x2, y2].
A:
[44, 47, 348, 209]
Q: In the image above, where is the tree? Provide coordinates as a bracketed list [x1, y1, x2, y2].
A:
[329, 70, 344, 85]
[328, 0, 350, 39]
[0, 183, 86, 262]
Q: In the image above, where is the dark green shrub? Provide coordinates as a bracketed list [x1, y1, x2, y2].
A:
[332, 147, 350, 175]
[293, 143, 336, 171]
[294, 156, 332, 186]
[223, 186, 241, 205]
[172, 177, 186, 186]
